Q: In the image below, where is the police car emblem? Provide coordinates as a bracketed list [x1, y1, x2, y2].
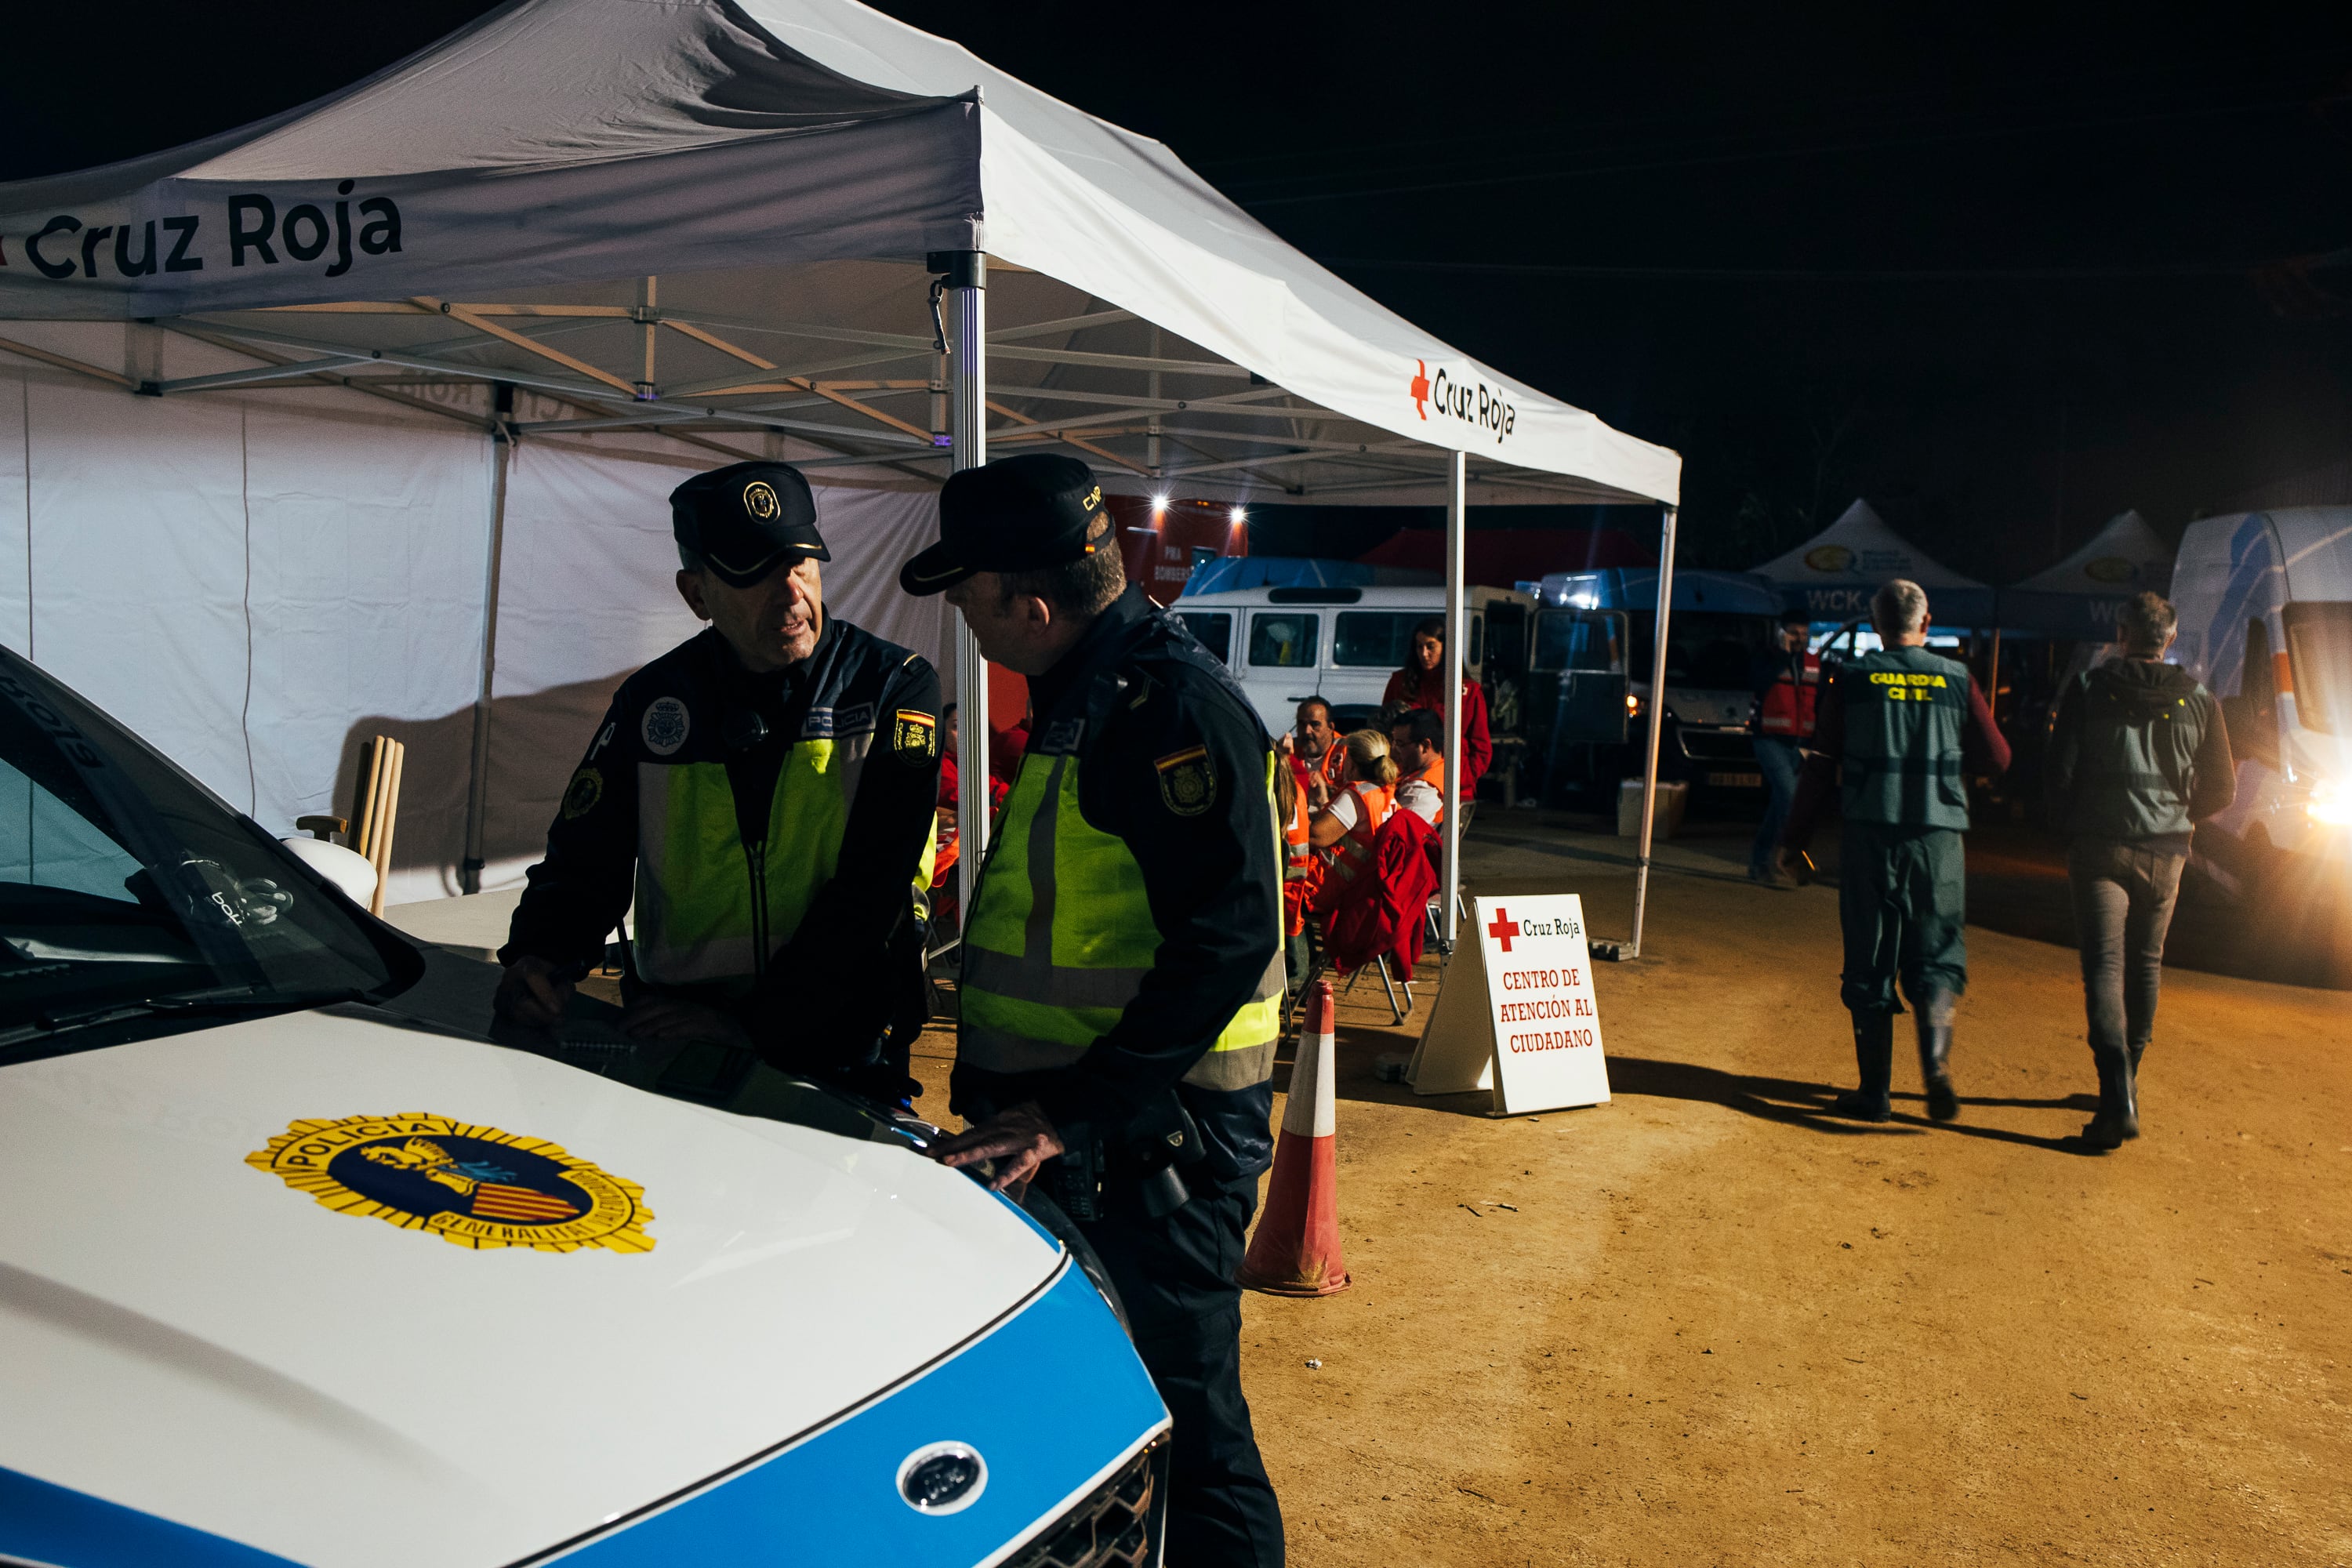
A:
[894, 708, 938, 764]
[560, 766, 604, 819]
[1155, 744, 1215, 816]
[245, 1113, 655, 1254]
[641, 695, 690, 756]
[898, 1442, 988, 1514]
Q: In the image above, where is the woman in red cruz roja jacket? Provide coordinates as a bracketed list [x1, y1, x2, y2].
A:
[1380, 615, 1490, 802]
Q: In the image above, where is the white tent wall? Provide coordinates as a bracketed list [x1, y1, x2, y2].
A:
[4, 328, 952, 905]
[478, 436, 945, 894]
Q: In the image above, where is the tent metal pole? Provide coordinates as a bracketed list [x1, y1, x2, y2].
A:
[1441, 449, 1466, 951]
[1626, 504, 1679, 960]
[939, 252, 989, 925]
[460, 384, 516, 896]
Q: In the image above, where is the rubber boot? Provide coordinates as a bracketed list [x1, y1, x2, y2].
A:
[2082, 1049, 2140, 1149]
[1914, 988, 1959, 1123]
[1832, 1009, 1894, 1122]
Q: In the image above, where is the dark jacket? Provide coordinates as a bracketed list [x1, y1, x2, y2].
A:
[951, 586, 1283, 1180]
[1781, 653, 2012, 851]
[502, 618, 940, 1074]
[2044, 658, 2234, 846]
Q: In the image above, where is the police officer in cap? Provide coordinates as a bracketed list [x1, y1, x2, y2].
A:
[495, 461, 942, 1098]
[1780, 579, 2009, 1122]
[906, 455, 1287, 1566]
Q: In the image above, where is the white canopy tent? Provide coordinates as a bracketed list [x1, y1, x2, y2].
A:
[0, 0, 1680, 949]
[1997, 509, 2172, 639]
[1751, 499, 1996, 628]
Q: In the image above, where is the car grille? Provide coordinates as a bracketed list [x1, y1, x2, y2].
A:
[1004, 1439, 1162, 1568]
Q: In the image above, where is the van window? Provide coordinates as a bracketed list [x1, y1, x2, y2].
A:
[1332, 612, 1421, 667]
[2284, 602, 2352, 735]
[1176, 611, 1232, 664]
[1248, 612, 1319, 668]
[1533, 610, 1621, 671]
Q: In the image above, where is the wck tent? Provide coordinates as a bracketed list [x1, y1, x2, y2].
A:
[0, 0, 1681, 948]
[1994, 509, 2173, 639]
[1751, 499, 1996, 627]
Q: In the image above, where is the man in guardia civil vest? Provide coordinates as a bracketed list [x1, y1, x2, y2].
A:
[1779, 579, 2011, 1123]
[907, 455, 1287, 1568]
[494, 461, 942, 1102]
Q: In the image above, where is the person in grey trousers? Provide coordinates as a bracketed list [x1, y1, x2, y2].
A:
[2043, 590, 2235, 1150]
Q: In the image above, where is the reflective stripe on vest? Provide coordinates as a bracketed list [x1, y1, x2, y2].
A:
[1838, 650, 1969, 829]
[960, 750, 1283, 1093]
[631, 734, 862, 989]
[1325, 781, 1392, 888]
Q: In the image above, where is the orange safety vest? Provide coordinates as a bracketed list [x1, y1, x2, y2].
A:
[1403, 755, 1446, 824]
[1321, 780, 1394, 899]
[1282, 775, 1316, 936]
[1758, 650, 1820, 738]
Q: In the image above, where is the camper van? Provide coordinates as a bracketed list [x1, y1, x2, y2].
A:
[1527, 568, 1784, 805]
[2169, 507, 2352, 974]
[1170, 583, 1535, 741]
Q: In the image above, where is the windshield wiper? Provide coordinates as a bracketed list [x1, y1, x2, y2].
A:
[0, 983, 372, 1051]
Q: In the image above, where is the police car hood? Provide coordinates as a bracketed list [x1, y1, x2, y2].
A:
[0, 1008, 1060, 1568]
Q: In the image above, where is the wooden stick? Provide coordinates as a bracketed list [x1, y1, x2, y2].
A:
[354, 737, 388, 863]
[370, 741, 404, 916]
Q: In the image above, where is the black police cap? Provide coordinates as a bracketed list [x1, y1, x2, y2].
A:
[670, 462, 827, 587]
[899, 454, 1111, 597]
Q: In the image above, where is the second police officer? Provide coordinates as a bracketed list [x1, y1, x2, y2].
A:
[1780, 579, 2010, 1123]
[493, 461, 942, 1099]
[906, 455, 1288, 1567]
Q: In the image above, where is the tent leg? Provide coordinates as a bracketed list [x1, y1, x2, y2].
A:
[1440, 449, 1465, 953]
[459, 385, 514, 896]
[1987, 627, 2002, 724]
[1602, 504, 1677, 962]
[935, 252, 989, 927]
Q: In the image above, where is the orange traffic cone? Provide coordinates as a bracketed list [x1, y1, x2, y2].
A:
[1238, 980, 1350, 1297]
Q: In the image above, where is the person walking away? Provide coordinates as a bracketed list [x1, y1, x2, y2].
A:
[1780, 579, 2010, 1123]
[2044, 590, 2234, 1149]
[1388, 706, 1447, 828]
[904, 455, 1287, 1566]
[494, 462, 941, 1102]
[1381, 615, 1492, 808]
[1750, 612, 1818, 888]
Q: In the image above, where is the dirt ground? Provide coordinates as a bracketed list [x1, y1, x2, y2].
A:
[920, 811, 2352, 1566]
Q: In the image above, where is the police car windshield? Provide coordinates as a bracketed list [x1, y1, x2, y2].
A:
[0, 651, 412, 1045]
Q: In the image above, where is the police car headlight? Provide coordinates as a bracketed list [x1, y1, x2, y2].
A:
[2307, 778, 2352, 826]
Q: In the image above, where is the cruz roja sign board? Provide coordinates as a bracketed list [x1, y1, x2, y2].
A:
[1406, 894, 1610, 1115]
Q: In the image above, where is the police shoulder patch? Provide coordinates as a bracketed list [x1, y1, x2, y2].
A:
[641, 695, 690, 757]
[246, 1113, 655, 1254]
[1155, 743, 1216, 816]
[893, 707, 938, 765]
[560, 766, 604, 820]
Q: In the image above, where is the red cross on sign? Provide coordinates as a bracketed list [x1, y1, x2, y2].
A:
[1486, 909, 1520, 953]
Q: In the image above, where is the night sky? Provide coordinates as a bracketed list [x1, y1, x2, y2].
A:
[6, 1, 2349, 578]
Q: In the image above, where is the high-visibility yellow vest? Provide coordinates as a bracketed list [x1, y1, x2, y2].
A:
[626, 639, 937, 995]
[960, 750, 1283, 1095]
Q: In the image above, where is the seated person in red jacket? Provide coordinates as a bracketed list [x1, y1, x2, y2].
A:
[1380, 615, 1490, 801]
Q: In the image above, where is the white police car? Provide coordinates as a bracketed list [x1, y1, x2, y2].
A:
[0, 646, 1167, 1567]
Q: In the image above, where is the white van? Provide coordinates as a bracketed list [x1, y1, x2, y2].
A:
[1169, 583, 1535, 739]
[2169, 506, 2352, 976]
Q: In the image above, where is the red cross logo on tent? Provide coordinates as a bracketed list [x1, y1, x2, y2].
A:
[1410, 359, 1431, 419]
[1486, 908, 1520, 953]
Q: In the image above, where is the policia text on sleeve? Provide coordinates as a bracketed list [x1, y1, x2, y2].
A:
[907, 454, 1288, 1568]
[494, 461, 942, 1101]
